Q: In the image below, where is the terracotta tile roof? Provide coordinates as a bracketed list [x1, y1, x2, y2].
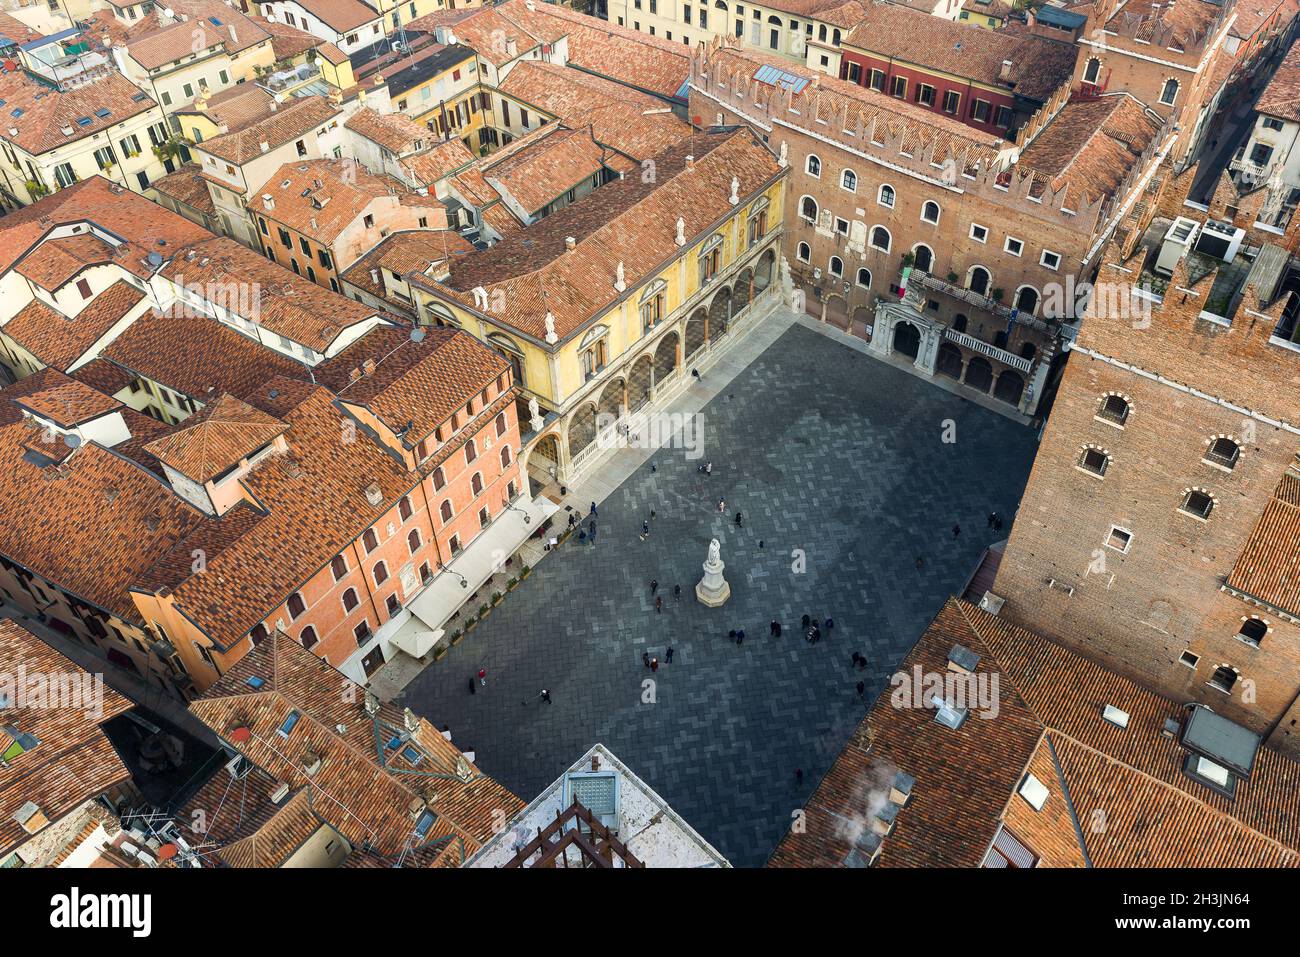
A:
[498, 60, 692, 161]
[124, 6, 273, 71]
[150, 165, 218, 217]
[1017, 93, 1163, 208]
[0, 11, 45, 46]
[844, 1, 1076, 101]
[157, 236, 382, 353]
[83, 7, 166, 46]
[214, 788, 326, 867]
[422, 127, 783, 341]
[255, 15, 325, 61]
[69, 357, 135, 397]
[189, 633, 524, 862]
[14, 233, 117, 292]
[1104, 0, 1222, 49]
[259, 157, 438, 246]
[813, 0, 870, 28]
[481, 125, 613, 214]
[318, 324, 507, 446]
[197, 96, 342, 165]
[0, 619, 133, 857]
[344, 106, 431, 154]
[494, 0, 691, 100]
[339, 228, 474, 298]
[13, 367, 121, 427]
[0, 176, 212, 282]
[291, 0, 381, 32]
[1225, 469, 1300, 617]
[1258, 38, 1300, 122]
[144, 394, 289, 483]
[181, 83, 276, 134]
[2, 281, 144, 372]
[0, 69, 157, 157]
[402, 137, 477, 187]
[408, 7, 547, 66]
[0, 387, 217, 621]
[100, 307, 312, 403]
[770, 598, 1300, 868]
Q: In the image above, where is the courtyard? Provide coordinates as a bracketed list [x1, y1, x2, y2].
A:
[399, 320, 1038, 867]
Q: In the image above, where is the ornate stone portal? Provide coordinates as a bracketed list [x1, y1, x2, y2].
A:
[695, 538, 731, 607]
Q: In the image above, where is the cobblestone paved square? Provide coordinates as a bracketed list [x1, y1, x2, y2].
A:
[400, 322, 1037, 866]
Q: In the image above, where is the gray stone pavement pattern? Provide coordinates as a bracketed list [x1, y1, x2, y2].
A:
[399, 322, 1037, 867]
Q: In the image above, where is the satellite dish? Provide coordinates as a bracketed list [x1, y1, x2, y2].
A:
[63, 433, 81, 448]
[410, 327, 426, 342]
[147, 251, 163, 267]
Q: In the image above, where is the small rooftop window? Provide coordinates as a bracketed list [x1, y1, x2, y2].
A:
[1018, 773, 1049, 811]
[277, 710, 301, 738]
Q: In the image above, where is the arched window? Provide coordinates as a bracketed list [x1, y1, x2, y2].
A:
[1078, 446, 1109, 476]
[1014, 286, 1039, 314]
[342, 588, 359, 612]
[373, 561, 389, 586]
[433, 466, 446, 491]
[869, 226, 891, 252]
[1180, 488, 1215, 520]
[500, 445, 512, 468]
[877, 184, 895, 208]
[465, 439, 477, 464]
[912, 244, 933, 272]
[1097, 394, 1129, 426]
[806, 154, 821, 177]
[488, 333, 525, 388]
[300, 626, 318, 650]
[407, 529, 421, 554]
[818, 24, 827, 41]
[398, 495, 412, 521]
[1238, 618, 1267, 647]
[800, 195, 818, 221]
[1083, 57, 1101, 84]
[797, 241, 811, 262]
[828, 256, 844, 277]
[1160, 78, 1178, 105]
[440, 500, 453, 523]
[921, 200, 940, 224]
[1209, 665, 1238, 693]
[841, 168, 857, 192]
[856, 267, 871, 288]
[331, 555, 348, 581]
[495, 412, 507, 436]
[967, 266, 990, 296]
[952, 313, 967, 333]
[362, 528, 379, 553]
[287, 592, 306, 619]
[471, 472, 484, 495]
[1205, 437, 1240, 469]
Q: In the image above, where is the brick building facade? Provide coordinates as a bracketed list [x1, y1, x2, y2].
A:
[991, 158, 1300, 757]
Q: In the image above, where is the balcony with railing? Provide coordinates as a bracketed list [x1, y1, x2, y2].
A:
[942, 328, 1034, 373]
[910, 270, 1056, 335]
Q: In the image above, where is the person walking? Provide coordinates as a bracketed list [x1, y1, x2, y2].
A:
[651, 578, 659, 594]
[540, 689, 552, 704]
[674, 584, 681, 601]
[851, 652, 861, 668]
[987, 511, 997, 529]
[655, 595, 663, 614]
[993, 515, 1004, 532]
[718, 497, 726, 513]
[770, 619, 780, 637]
[801, 614, 811, 631]
[952, 524, 961, 539]
[795, 768, 804, 786]
[642, 519, 650, 538]
[666, 646, 674, 663]
[590, 502, 598, 517]
[650, 657, 659, 672]
[856, 680, 866, 698]
[736, 628, 745, 645]
[692, 368, 701, 382]
[643, 651, 651, 668]
[735, 511, 743, 527]
[478, 668, 487, 687]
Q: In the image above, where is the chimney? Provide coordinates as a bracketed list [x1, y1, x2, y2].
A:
[947, 643, 979, 677]
[228, 24, 237, 43]
[565, 236, 576, 251]
[362, 358, 377, 376]
[14, 801, 49, 835]
[262, 193, 274, 210]
[999, 59, 1013, 82]
[871, 801, 901, 837]
[369, 267, 380, 284]
[259, 140, 271, 153]
[888, 771, 915, 807]
[364, 482, 383, 506]
[685, 154, 695, 169]
[505, 37, 517, 57]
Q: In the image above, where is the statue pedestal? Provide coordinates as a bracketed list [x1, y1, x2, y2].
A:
[695, 556, 731, 607]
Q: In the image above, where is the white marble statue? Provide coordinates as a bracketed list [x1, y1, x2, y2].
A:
[544, 312, 558, 344]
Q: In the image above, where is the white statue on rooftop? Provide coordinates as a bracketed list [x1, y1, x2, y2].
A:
[544, 312, 558, 344]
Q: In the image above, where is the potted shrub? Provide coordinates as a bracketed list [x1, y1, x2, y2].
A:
[991, 288, 1005, 302]
[507, 576, 519, 590]
[520, 563, 532, 579]
[491, 591, 503, 606]
[946, 271, 959, 283]
[901, 251, 915, 268]
[462, 614, 476, 634]
[478, 603, 489, 619]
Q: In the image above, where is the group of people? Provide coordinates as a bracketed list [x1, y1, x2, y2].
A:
[642, 648, 675, 671]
